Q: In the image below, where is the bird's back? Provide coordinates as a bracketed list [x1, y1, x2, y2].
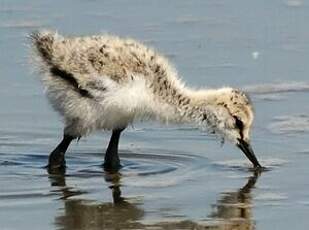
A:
[31, 31, 178, 86]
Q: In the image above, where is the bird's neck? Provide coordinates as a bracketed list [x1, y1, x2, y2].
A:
[155, 86, 221, 125]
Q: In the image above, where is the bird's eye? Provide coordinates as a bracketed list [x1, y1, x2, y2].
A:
[233, 116, 244, 131]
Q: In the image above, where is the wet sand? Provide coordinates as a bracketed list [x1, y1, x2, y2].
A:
[1, 0, 309, 229]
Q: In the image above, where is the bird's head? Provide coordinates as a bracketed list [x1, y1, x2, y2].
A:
[198, 88, 261, 168]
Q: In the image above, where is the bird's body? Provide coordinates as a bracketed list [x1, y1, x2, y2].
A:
[32, 31, 190, 135]
[30, 30, 261, 172]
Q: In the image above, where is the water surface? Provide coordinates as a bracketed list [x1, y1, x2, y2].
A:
[1, 0, 309, 229]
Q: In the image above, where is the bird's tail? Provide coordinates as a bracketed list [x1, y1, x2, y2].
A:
[30, 30, 57, 65]
[29, 30, 94, 98]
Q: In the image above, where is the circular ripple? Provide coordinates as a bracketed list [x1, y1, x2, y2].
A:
[115, 149, 210, 187]
[70, 149, 211, 188]
[0, 149, 211, 188]
[213, 158, 287, 172]
[123, 155, 185, 176]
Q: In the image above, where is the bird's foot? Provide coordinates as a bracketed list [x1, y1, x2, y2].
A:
[46, 164, 66, 174]
[102, 161, 122, 173]
[46, 152, 66, 174]
[250, 165, 268, 174]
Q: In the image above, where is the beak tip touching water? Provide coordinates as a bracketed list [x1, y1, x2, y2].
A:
[237, 139, 262, 169]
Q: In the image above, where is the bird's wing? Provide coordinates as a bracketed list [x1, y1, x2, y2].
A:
[50, 35, 158, 84]
[31, 31, 174, 96]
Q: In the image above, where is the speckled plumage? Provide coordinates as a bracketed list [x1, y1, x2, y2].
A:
[30, 30, 254, 146]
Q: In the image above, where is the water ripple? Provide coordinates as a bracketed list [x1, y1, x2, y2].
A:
[117, 150, 210, 187]
[213, 158, 287, 171]
[268, 114, 309, 135]
[0, 149, 211, 188]
[244, 81, 309, 95]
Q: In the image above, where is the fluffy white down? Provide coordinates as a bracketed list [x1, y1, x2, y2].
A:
[43, 73, 176, 137]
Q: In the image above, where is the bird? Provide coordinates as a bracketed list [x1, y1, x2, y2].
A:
[30, 30, 262, 172]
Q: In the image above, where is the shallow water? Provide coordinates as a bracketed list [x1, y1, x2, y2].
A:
[1, 0, 309, 229]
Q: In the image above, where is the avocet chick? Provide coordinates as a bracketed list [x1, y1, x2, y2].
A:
[30, 30, 261, 172]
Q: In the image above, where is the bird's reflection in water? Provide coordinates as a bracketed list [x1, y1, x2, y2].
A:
[207, 171, 259, 229]
[151, 171, 260, 230]
[49, 172, 144, 229]
[50, 170, 260, 230]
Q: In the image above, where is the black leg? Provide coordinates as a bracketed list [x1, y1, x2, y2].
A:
[48, 135, 75, 173]
[103, 128, 125, 172]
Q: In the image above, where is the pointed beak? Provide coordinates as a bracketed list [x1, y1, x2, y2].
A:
[237, 139, 262, 168]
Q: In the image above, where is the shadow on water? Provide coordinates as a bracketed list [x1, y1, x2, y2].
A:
[49, 170, 260, 230]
